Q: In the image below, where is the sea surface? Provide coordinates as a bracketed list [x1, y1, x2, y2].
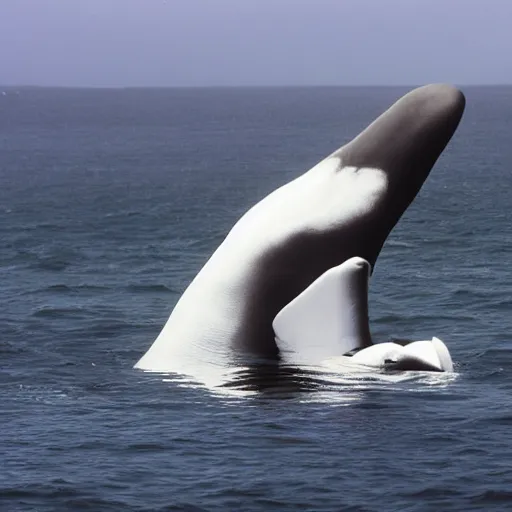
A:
[2, 85, 512, 511]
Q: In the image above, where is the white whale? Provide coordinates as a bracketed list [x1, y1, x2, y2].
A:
[135, 84, 465, 375]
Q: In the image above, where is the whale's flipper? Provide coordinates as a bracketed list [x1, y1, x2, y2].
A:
[273, 257, 372, 365]
[430, 337, 454, 372]
[350, 337, 454, 372]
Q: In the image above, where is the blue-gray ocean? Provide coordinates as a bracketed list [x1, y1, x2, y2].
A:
[2, 86, 512, 511]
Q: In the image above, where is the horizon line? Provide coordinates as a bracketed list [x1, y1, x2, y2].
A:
[1, 82, 512, 90]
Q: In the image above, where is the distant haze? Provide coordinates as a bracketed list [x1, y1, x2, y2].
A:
[1, 0, 511, 87]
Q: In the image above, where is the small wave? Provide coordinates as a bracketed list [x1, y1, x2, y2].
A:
[374, 311, 476, 324]
[471, 490, 512, 504]
[26, 283, 111, 296]
[403, 486, 464, 499]
[0, 339, 27, 355]
[489, 298, 512, 310]
[32, 221, 67, 230]
[32, 306, 91, 318]
[87, 320, 155, 338]
[60, 497, 130, 511]
[125, 283, 173, 293]
[13, 384, 74, 405]
[371, 313, 403, 323]
[481, 413, 512, 426]
[0, 483, 78, 500]
[15, 247, 85, 272]
[385, 239, 415, 248]
[126, 442, 167, 451]
[36, 257, 70, 271]
[449, 287, 494, 299]
[45, 283, 73, 292]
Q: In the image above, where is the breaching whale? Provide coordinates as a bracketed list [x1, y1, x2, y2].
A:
[135, 84, 465, 373]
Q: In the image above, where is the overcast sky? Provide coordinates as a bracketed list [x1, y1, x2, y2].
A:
[1, 0, 510, 87]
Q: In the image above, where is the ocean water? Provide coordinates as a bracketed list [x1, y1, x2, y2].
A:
[2, 85, 512, 511]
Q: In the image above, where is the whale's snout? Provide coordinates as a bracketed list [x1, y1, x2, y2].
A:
[338, 83, 465, 176]
[419, 84, 466, 123]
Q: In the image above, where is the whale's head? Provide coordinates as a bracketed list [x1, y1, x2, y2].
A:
[337, 83, 466, 233]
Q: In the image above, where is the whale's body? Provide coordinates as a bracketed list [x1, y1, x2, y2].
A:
[135, 84, 465, 373]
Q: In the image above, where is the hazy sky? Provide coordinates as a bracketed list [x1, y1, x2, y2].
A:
[1, 0, 511, 87]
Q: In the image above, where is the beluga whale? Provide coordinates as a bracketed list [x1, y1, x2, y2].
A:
[135, 84, 465, 376]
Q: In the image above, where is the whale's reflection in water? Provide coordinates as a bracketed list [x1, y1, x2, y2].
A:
[156, 356, 458, 404]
